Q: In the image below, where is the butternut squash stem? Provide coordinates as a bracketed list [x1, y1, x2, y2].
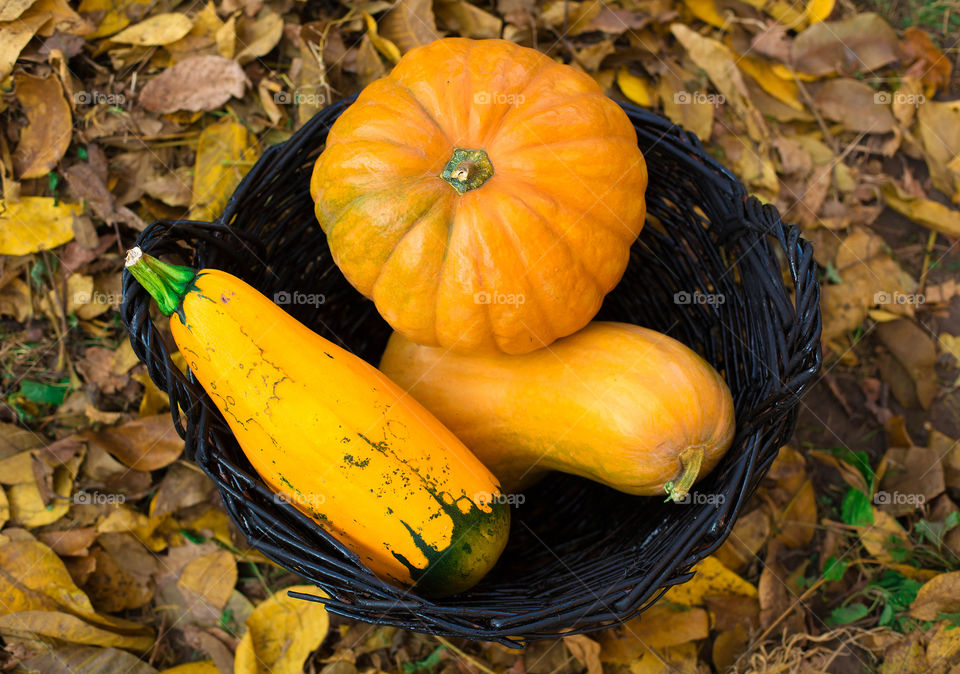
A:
[125, 247, 196, 317]
[663, 446, 705, 503]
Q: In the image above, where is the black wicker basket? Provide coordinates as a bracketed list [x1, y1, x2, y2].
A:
[121, 98, 821, 645]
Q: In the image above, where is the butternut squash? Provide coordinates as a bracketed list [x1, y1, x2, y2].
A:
[379, 322, 736, 501]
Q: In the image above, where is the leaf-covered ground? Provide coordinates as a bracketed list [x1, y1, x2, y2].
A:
[1, 0, 960, 672]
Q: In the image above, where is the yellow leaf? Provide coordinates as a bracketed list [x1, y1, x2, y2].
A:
[0, 8, 48, 81]
[861, 508, 908, 563]
[235, 10, 283, 65]
[910, 571, 960, 620]
[0, 610, 154, 651]
[188, 119, 259, 222]
[764, 0, 807, 28]
[177, 550, 237, 611]
[159, 662, 219, 674]
[111, 12, 192, 46]
[77, 0, 148, 39]
[564, 634, 602, 674]
[599, 604, 709, 663]
[882, 182, 960, 238]
[868, 309, 905, 323]
[938, 333, 960, 364]
[658, 69, 713, 140]
[0, 540, 150, 633]
[0, 196, 80, 255]
[737, 56, 803, 111]
[617, 67, 655, 107]
[926, 620, 960, 666]
[805, 0, 835, 23]
[0, 489, 8, 529]
[363, 12, 402, 65]
[234, 585, 329, 674]
[769, 63, 819, 82]
[630, 641, 699, 674]
[664, 556, 757, 607]
[683, 0, 726, 28]
[0, 0, 38, 22]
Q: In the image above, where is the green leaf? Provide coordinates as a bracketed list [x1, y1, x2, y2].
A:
[19, 379, 70, 406]
[841, 488, 874, 527]
[829, 603, 870, 625]
[826, 447, 875, 492]
[822, 556, 849, 582]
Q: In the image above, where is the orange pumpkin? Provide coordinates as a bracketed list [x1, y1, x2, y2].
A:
[310, 38, 648, 354]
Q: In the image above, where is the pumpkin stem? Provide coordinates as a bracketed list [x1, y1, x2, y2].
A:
[125, 247, 196, 317]
[663, 446, 705, 503]
[441, 148, 494, 194]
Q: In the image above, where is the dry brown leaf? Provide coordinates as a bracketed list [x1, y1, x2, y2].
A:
[714, 506, 771, 571]
[189, 119, 259, 222]
[150, 463, 214, 518]
[379, 0, 440, 54]
[0, 610, 155, 651]
[12, 73, 72, 179]
[36, 527, 97, 556]
[883, 182, 960, 238]
[917, 100, 960, 203]
[22, 645, 159, 674]
[813, 79, 896, 134]
[75, 346, 129, 394]
[671, 23, 766, 141]
[658, 67, 713, 140]
[435, 0, 501, 39]
[875, 320, 938, 410]
[791, 12, 900, 76]
[910, 571, 960, 620]
[81, 414, 184, 471]
[564, 635, 602, 674]
[140, 55, 248, 113]
[901, 27, 952, 93]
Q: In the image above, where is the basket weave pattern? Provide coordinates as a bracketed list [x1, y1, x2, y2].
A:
[121, 99, 822, 644]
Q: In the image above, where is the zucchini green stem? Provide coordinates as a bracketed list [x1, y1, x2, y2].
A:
[663, 446, 705, 503]
[125, 247, 196, 317]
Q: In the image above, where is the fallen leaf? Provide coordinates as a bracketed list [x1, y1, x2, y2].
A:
[564, 634, 602, 674]
[712, 624, 750, 672]
[81, 414, 184, 471]
[791, 12, 900, 76]
[805, 0, 835, 23]
[875, 320, 938, 409]
[925, 620, 960, 667]
[598, 603, 709, 663]
[860, 508, 908, 562]
[683, 0, 726, 28]
[0, 0, 38, 21]
[617, 67, 656, 107]
[0, 8, 48, 81]
[139, 55, 248, 114]
[664, 556, 758, 607]
[813, 78, 896, 134]
[0, 197, 83, 255]
[910, 571, 960, 620]
[150, 463, 214, 518]
[0, 610, 154, 651]
[64, 163, 144, 230]
[13, 73, 72, 179]
[883, 183, 960, 238]
[32, 0, 95, 36]
[235, 10, 283, 64]
[658, 67, 713, 140]
[630, 641, 700, 674]
[234, 585, 330, 674]
[761, 446, 817, 548]
[22, 645, 159, 674]
[182, 626, 234, 673]
[671, 23, 766, 141]
[188, 119, 259, 222]
[379, 0, 440, 54]
[714, 506, 771, 571]
[917, 100, 960, 203]
[901, 26, 951, 93]
[435, 0, 501, 39]
[110, 12, 192, 45]
[78, 0, 152, 39]
[159, 661, 218, 674]
[76, 347, 129, 394]
[737, 56, 803, 111]
[36, 527, 97, 556]
[177, 550, 237, 612]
